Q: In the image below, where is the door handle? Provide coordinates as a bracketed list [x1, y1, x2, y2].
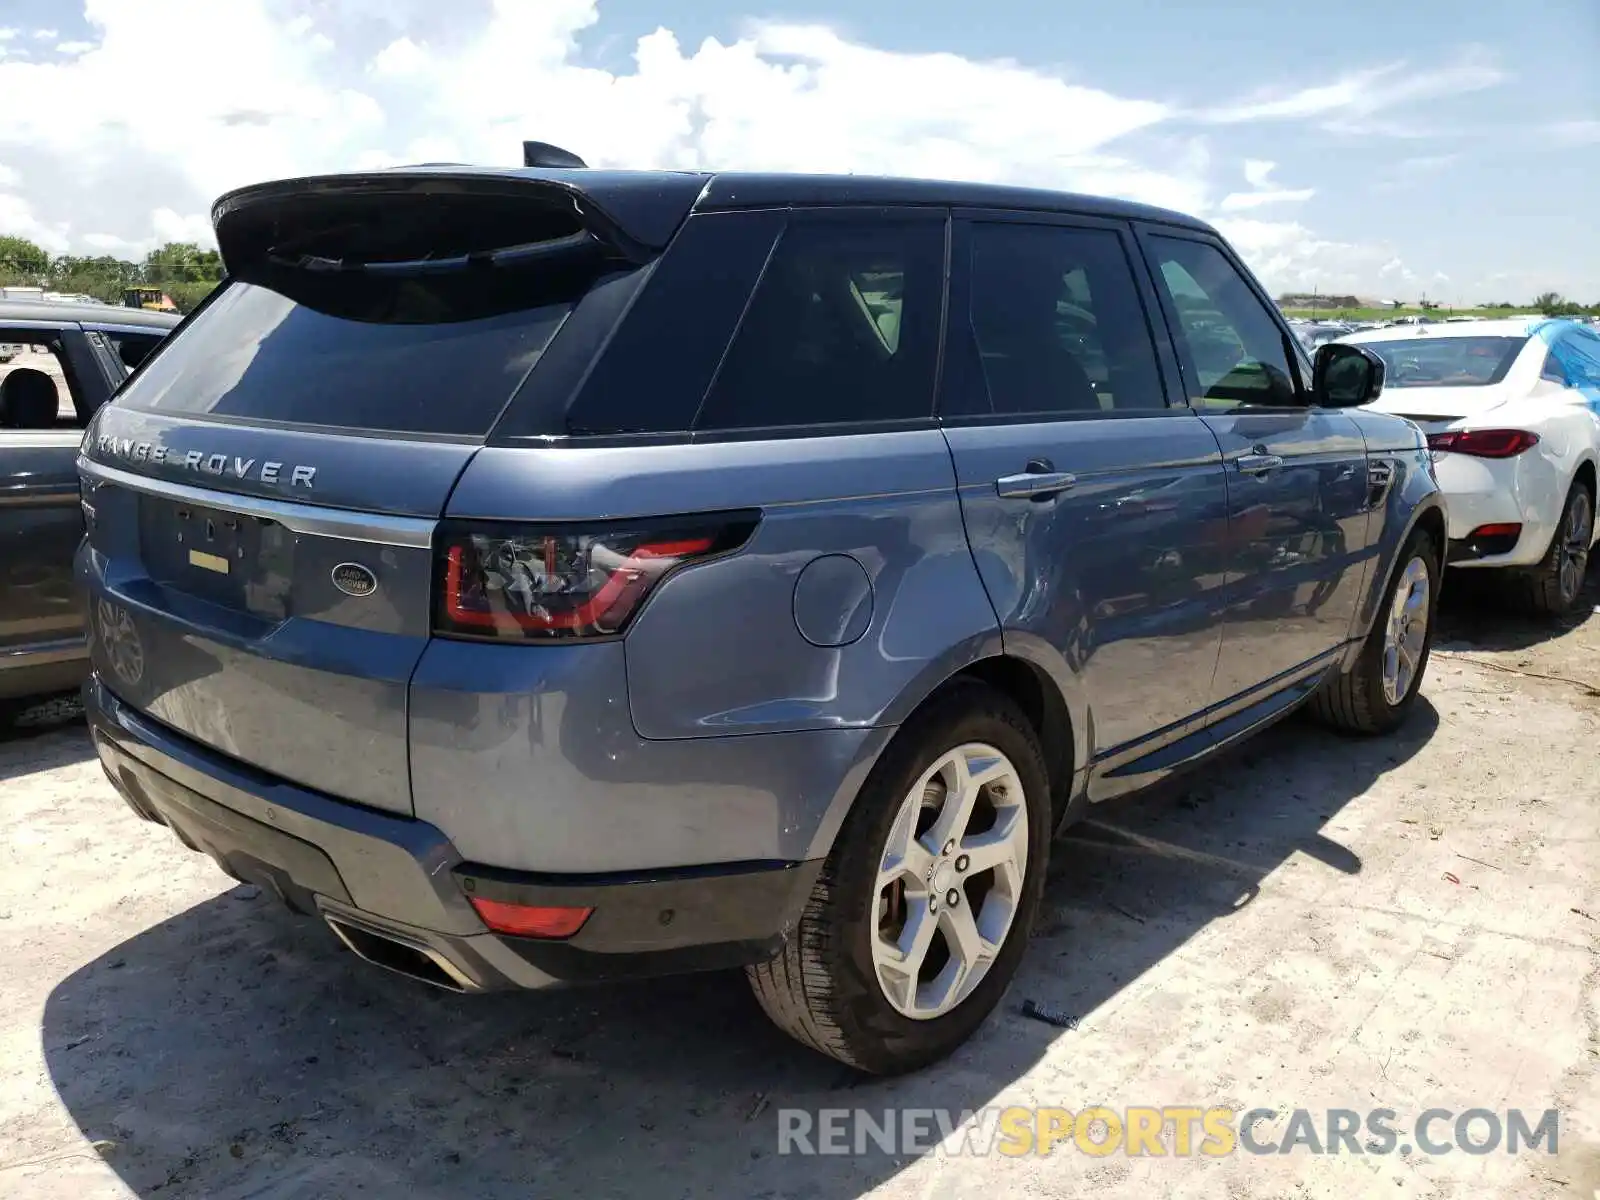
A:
[1235, 453, 1284, 476]
[996, 470, 1078, 500]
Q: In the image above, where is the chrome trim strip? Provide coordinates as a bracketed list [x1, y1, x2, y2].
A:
[0, 637, 87, 671]
[77, 457, 436, 548]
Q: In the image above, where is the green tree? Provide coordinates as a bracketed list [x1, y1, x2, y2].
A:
[0, 234, 51, 282]
[143, 242, 223, 285]
[1532, 291, 1583, 316]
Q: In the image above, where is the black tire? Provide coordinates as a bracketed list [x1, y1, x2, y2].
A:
[1310, 526, 1439, 736]
[747, 682, 1051, 1075]
[1507, 479, 1594, 618]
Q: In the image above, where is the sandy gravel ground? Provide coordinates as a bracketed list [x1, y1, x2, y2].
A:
[1, 583, 1597, 1199]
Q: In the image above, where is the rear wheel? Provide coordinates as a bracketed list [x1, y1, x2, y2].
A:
[1311, 527, 1439, 735]
[747, 683, 1050, 1074]
[1509, 480, 1593, 617]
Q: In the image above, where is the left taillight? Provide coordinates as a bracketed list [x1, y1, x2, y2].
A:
[1426, 429, 1540, 458]
[433, 513, 759, 641]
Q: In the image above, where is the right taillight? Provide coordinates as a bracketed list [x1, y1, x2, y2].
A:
[434, 513, 758, 641]
[1426, 429, 1540, 458]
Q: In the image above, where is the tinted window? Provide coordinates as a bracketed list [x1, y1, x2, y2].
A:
[0, 335, 80, 428]
[114, 280, 575, 437]
[1359, 336, 1525, 388]
[1148, 237, 1299, 408]
[107, 331, 165, 370]
[1551, 327, 1600, 388]
[564, 211, 783, 436]
[695, 217, 943, 432]
[967, 223, 1165, 415]
[1542, 346, 1571, 385]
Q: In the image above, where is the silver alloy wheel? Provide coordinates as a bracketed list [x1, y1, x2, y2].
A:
[871, 742, 1028, 1021]
[1558, 489, 1593, 604]
[1381, 556, 1431, 705]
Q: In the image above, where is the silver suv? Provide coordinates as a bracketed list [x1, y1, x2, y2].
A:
[79, 154, 1444, 1074]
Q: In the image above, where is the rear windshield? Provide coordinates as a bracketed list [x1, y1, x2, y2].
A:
[1359, 336, 1526, 388]
[113, 281, 574, 438]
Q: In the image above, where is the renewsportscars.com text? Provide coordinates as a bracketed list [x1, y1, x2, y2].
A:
[777, 1106, 1560, 1158]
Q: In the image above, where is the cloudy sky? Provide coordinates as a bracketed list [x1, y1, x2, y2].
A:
[0, 0, 1594, 302]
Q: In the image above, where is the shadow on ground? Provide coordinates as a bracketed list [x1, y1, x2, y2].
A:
[40, 699, 1437, 1200]
[0, 692, 92, 782]
[1433, 567, 1599, 654]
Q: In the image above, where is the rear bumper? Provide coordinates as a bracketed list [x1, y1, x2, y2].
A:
[1431, 451, 1557, 568]
[86, 675, 821, 992]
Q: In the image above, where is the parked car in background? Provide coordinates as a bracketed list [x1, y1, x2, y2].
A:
[1294, 321, 1354, 353]
[0, 300, 178, 705]
[79, 160, 1442, 1075]
[1341, 318, 1600, 614]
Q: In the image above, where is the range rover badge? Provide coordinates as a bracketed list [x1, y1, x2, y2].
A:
[331, 563, 378, 598]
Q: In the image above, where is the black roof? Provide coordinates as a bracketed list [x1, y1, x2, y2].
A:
[500, 166, 1214, 233]
[0, 298, 181, 330]
[214, 164, 1215, 262]
[695, 172, 1213, 231]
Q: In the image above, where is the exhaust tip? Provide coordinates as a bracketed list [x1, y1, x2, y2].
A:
[324, 916, 474, 993]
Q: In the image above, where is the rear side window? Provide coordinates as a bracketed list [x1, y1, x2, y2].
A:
[1147, 237, 1300, 409]
[1542, 347, 1571, 385]
[694, 216, 944, 432]
[1547, 327, 1600, 389]
[966, 222, 1166, 415]
[0, 334, 80, 428]
[106, 331, 165, 370]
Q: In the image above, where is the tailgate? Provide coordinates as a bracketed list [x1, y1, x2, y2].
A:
[81, 409, 470, 815]
[78, 172, 665, 814]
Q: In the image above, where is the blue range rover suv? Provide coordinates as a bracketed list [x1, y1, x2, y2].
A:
[77, 156, 1444, 1074]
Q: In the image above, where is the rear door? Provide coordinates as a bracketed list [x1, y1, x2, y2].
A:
[78, 175, 662, 815]
[938, 212, 1232, 787]
[1135, 228, 1372, 707]
[0, 323, 110, 683]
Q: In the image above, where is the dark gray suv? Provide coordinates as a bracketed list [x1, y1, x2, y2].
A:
[0, 299, 176, 706]
[78, 159, 1444, 1073]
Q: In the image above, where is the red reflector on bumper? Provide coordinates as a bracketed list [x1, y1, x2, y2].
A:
[1468, 522, 1522, 539]
[468, 897, 593, 939]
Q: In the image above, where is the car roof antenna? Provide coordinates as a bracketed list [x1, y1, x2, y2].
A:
[523, 141, 587, 169]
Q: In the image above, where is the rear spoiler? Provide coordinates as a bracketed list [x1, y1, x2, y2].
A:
[210, 169, 707, 278]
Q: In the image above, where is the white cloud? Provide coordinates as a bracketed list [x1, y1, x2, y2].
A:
[1379, 257, 1417, 284]
[1201, 46, 1505, 130]
[0, 192, 70, 252]
[1543, 119, 1600, 147]
[151, 206, 213, 244]
[1219, 187, 1315, 212]
[0, 0, 1193, 258]
[1219, 158, 1313, 212]
[32, 29, 59, 40]
[0, 0, 1511, 296]
[1242, 159, 1275, 188]
[1213, 217, 1427, 297]
[0, 29, 17, 41]
[371, 36, 427, 77]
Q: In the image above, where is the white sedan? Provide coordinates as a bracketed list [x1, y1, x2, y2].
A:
[1341, 318, 1600, 615]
